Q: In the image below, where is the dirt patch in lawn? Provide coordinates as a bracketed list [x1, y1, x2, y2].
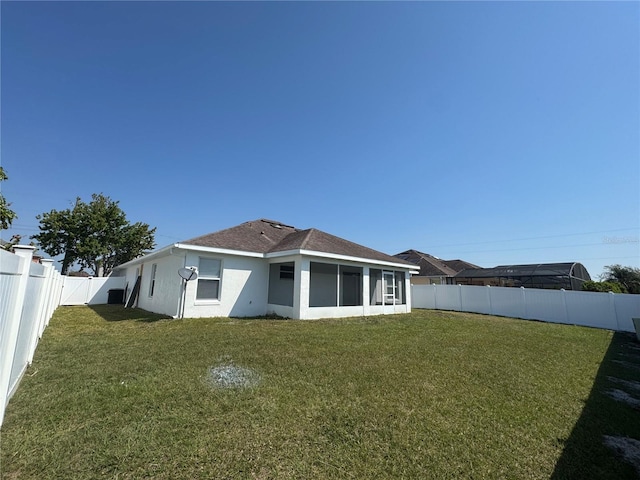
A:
[205, 358, 261, 389]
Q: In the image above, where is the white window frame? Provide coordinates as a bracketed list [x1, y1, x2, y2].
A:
[148, 263, 157, 297]
[195, 257, 222, 304]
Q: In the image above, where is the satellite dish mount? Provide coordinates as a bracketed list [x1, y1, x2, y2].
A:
[178, 267, 198, 318]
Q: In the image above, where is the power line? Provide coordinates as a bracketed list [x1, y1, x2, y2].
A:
[421, 227, 639, 249]
[437, 241, 639, 255]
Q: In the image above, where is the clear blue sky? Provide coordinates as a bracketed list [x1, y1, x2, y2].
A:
[1, 1, 638, 279]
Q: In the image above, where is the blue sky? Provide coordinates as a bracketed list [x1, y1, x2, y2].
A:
[1, 1, 638, 279]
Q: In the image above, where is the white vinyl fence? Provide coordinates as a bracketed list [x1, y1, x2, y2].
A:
[0, 246, 63, 427]
[60, 276, 126, 305]
[412, 284, 640, 332]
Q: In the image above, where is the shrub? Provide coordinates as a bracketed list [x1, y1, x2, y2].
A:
[582, 281, 626, 294]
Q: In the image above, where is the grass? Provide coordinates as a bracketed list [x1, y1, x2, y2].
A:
[1, 306, 639, 479]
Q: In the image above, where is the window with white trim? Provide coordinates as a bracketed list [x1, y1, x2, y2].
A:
[196, 257, 221, 301]
[148, 264, 157, 297]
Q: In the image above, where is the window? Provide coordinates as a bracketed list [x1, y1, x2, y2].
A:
[196, 257, 221, 301]
[280, 264, 294, 280]
[148, 264, 157, 297]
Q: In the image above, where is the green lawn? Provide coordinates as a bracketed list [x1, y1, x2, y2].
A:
[2, 306, 639, 479]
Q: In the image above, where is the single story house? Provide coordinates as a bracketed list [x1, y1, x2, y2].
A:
[113, 219, 418, 320]
[394, 249, 480, 285]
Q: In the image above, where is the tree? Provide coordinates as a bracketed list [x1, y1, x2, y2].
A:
[0, 167, 17, 230]
[600, 264, 640, 294]
[32, 194, 156, 276]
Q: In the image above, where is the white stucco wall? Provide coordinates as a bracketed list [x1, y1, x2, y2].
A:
[119, 253, 185, 317]
[181, 253, 269, 318]
[136, 254, 185, 317]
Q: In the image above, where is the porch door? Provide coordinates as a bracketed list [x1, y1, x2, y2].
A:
[382, 271, 395, 313]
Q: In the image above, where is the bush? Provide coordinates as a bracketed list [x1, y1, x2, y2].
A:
[582, 281, 626, 294]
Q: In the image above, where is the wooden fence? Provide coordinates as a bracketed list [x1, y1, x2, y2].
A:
[412, 284, 640, 332]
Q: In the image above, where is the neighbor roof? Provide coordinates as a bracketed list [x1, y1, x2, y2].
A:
[394, 249, 479, 277]
[183, 219, 415, 266]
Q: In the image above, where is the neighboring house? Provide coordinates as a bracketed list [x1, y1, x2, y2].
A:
[113, 219, 418, 320]
[452, 262, 592, 290]
[1, 238, 45, 263]
[394, 249, 479, 285]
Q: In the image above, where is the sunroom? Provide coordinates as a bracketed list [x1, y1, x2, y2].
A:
[267, 256, 412, 320]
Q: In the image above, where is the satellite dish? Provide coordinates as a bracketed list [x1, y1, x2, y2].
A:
[178, 267, 198, 281]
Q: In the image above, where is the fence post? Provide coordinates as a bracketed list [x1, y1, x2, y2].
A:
[609, 292, 619, 331]
[520, 287, 527, 319]
[0, 245, 35, 427]
[38, 260, 55, 338]
[432, 284, 437, 310]
[560, 289, 570, 325]
[487, 285, 493, 315]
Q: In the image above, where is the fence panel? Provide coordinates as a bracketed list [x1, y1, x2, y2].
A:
[60, 276, 126, 305]
[412, 284, 640, 333]
[487, 287, 524, 319]
[433, 284, 462, 311]
[411, 285, 436, 309]
[8, 262, 46, 399]
[614, 294, 640, 332]
[523, 288, 567, 324]
[460, 285, 492, 315]
[564, 290, 617, 330]
[0, 247, 36, 427]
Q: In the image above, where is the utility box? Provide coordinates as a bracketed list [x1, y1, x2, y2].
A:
[107, 289, 125, 305]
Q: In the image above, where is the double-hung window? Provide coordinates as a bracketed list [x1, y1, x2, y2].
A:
[196, 257, 222, 301]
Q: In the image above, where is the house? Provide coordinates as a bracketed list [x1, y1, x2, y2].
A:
[452, 262, 592, 290]
[393, 249, 480, 285]
[113, 219, 418, 320]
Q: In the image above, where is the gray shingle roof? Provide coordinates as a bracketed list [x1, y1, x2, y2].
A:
[270, 228, 413, 265]
[182, 219, 297, 253]
[182, 219, 413, 266]
[394, 249, 478, 276]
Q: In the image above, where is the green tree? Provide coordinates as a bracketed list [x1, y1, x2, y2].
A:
[32, 194, 156, 276]
[600, 264, 640, 294]
[0, 167, 17, 230]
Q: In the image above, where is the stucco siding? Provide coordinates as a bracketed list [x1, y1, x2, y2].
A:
[128, 254, 184, 317]
[182, 253, 269, 318]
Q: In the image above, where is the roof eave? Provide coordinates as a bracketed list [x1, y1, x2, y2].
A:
[174, 243, 264, 258]
[267, 249, 416, 270]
